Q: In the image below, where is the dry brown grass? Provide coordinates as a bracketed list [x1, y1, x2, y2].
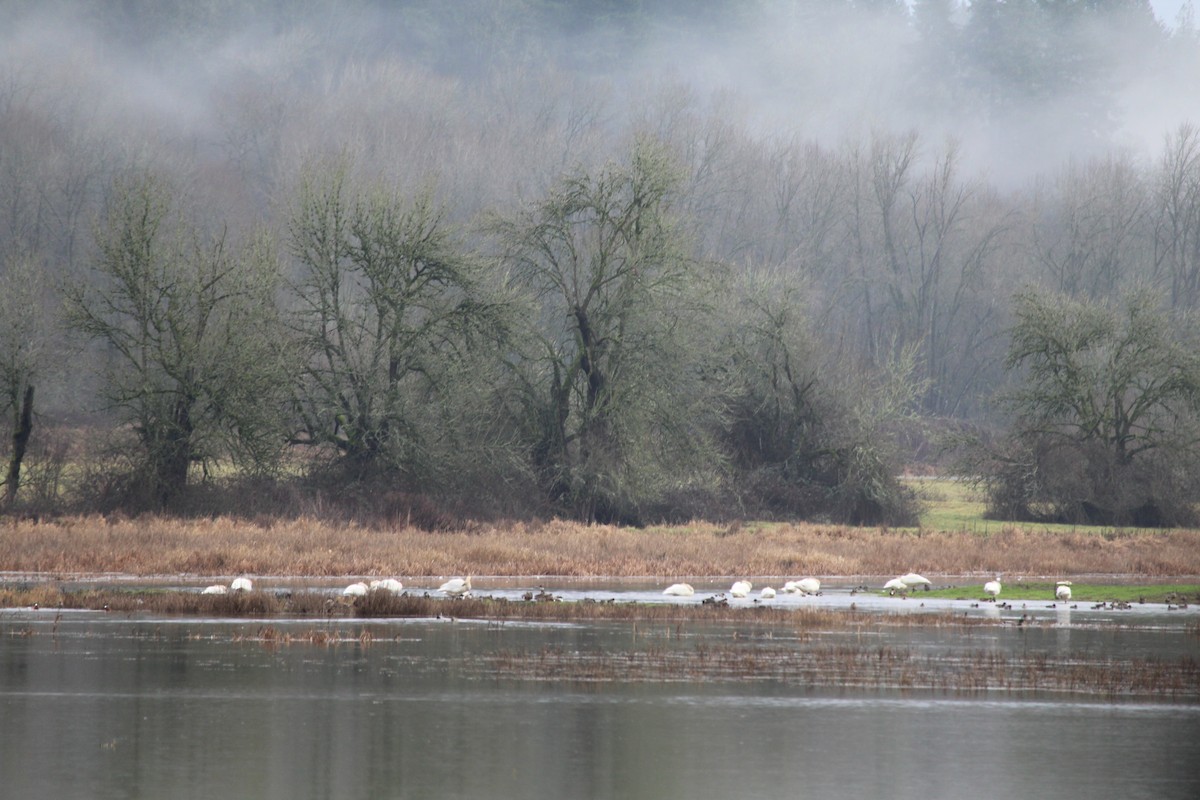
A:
[2, 514, 1199, 579]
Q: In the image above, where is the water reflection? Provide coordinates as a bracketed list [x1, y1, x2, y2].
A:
[1, 611, 1198, 800]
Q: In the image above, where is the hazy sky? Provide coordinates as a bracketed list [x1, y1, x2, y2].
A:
[1149, 0, 1189, 25]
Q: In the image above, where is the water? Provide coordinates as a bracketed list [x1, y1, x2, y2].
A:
[2, 589, 1199, 800]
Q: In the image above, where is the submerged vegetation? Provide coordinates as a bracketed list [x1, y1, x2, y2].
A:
[4, 589, 1197, 700]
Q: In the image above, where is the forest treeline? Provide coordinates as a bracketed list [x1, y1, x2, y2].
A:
[2, 0, 1200, 527]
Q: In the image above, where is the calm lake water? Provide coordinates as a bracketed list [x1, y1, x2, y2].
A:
[2, 582, 1199, 799]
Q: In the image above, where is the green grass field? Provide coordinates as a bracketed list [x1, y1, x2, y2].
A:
[908, 582, 1198, 604]
[905, 476, 1170, 535]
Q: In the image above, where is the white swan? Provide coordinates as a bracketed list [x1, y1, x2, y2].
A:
[201, 584, 227, 595]
[760, 586, 776, 599]
[342, 582, 369, 597]
[663, 583, 695, 596]
[795, 577, 821, 595]
[1056, 582, 1072, 601]
[439, 576, 472, 597]
[730, 580, 753, 598]
[230, 577, 253, 592]
[883, 577, 909, 595]
[983, 578, 1002, 600]
[369, 578, 404, 594]
[899, 573, 932, 590]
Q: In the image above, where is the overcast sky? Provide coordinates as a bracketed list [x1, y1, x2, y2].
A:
[1149, 0, 1189, 25]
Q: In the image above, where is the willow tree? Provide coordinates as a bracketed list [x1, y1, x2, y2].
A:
[287, 162, 505, 482]
[68, 171, 288, 507]
[495, 139, 722, 524]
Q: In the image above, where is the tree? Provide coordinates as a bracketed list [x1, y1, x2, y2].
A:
[1033, 154, 1148, 302]
[841, 132, 1011, 417]
[68, 170, 288, 508]
[496, 138, 722, 524]
[287, 161, 504, 481]
[0, 256, 50, 509]
[984, 289, 1200, 525]
[1152, 123, 1200, 311]
[719, 272, 921, 525]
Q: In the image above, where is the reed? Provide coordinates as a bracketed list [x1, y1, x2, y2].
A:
[4, 514, 1200, 579]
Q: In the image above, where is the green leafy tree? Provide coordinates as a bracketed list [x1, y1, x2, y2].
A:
[68, 171, 288, 507]
[986, 289, 1200, 525]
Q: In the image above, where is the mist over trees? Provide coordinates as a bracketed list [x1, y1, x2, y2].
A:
[2, 0, 1199, 525]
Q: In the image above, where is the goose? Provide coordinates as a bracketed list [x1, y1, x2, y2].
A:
[369, 578, 404, 594]
[983, 577, 1002, 600]
[439, 576, 472, 597]
[230, 577, 253, 592]
[730, 580, 753, 598]
[662, 583, 695, 596]
[342, 582, 369, 597]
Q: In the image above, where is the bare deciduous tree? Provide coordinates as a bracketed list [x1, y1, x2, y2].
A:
[985, 289, 1200, 525]
[68, 171, 288, 507]
[0, 256, 50, 509]
[496, 138, 722, 523]
[287, 160, 504, 480]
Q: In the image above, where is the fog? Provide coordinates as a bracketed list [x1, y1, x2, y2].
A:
[3, 1, 1200, 523]
[4, 0, 1197, 194]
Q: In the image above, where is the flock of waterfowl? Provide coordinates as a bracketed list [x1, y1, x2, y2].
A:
[196, 573, 1183, 610]
[200, 575, 473, 598]
[664, 576, 826, 600]
[341, 576, 473, 598]
[660, 573, 1093, 605]
[200, 576, 254, 594]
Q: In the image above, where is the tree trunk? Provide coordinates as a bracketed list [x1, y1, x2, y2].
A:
[4, 384, 34, 508]
[157, 394, 194, 507]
